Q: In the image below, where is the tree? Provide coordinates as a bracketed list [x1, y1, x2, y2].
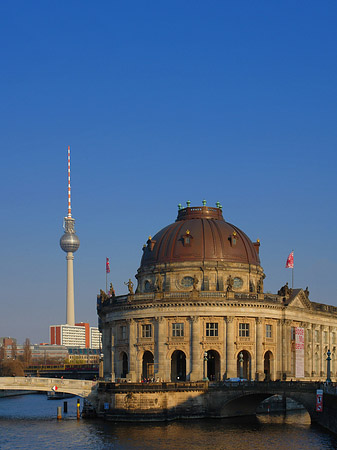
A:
[11, 340, 17, 359]
[23, 338, 32, 367]
[0, 360, 24, 376]
[0, 345, 4, 362]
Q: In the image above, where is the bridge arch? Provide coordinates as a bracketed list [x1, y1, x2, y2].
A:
[213, 388, 317, 423]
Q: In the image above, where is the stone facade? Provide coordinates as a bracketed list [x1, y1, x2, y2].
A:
[97, 204, 337, 383]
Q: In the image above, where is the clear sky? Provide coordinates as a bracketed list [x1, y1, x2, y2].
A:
[1, 1, 336, 344]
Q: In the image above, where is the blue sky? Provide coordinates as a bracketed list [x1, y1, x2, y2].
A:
[1, 1, 336, 343]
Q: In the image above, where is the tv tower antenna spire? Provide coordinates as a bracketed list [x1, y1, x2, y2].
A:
[67, 145, 72, 218]
[60, 146, 80, 326]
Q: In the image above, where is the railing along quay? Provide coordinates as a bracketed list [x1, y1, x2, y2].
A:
[99, 381, 208, 392]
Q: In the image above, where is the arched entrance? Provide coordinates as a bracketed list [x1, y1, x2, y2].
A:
[142, 351, 154, 380]
[171, 350, 186, 381]
[264, 351, 273, 381]
[237, 350, 251, 379]
[206, 350, 220, 381]
[121, 352, 128, 378]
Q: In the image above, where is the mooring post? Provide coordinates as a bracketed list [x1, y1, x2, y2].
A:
[57, 406, 62, 420]
[77, 398, 81, 419]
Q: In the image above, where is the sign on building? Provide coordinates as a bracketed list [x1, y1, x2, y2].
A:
[316, 389, 323, 412]
[295, 327, 304, 378]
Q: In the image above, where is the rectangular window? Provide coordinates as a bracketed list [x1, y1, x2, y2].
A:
[239, 323, 250, 337]
[172, 323, 184, 337]
[266, 324, 272, 338]
[307, 329, 311, 342]
[315, 330, 319, 342]
[120, 325, 126, 340]
[291, 327, 295, 340]
[142, 324, 152, 338]
[324, 331, 328, 344]
[206, 323, 218, 337]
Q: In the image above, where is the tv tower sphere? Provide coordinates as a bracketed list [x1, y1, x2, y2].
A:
[60, 218, 80, 253]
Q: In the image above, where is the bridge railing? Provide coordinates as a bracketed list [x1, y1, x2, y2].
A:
[99, 381, 208, 392]
[208, 380, 322, 392]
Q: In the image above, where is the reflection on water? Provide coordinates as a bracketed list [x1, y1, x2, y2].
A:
[0, 394, 337, 450]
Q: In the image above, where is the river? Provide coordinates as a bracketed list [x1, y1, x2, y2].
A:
[0, 394, 337, 449]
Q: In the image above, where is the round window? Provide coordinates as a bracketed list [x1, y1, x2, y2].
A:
[233, 277, 243, 289]
[181, 276, 194, 287]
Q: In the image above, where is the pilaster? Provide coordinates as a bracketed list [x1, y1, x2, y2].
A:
[226, 317, 235, 378]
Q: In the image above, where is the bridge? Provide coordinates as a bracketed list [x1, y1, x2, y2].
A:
[93, 380, 337, 434]
[0, 377, 97, 398]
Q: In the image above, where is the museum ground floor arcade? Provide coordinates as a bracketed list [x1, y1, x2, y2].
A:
[111, 347, 275, 382]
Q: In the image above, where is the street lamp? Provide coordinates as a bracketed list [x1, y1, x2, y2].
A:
[326, 349, 331, 384]
[203, 351, 209, 381]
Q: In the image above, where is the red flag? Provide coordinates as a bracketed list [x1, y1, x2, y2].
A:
[285, 251, 294, 269]
[106, 257, 110, 274]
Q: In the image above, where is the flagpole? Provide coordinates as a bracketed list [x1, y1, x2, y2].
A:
[291, 249, 295, 289]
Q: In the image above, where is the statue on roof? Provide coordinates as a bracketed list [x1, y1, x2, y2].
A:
[193, 275, 199, 291]
[278, 282, 290, 297]
[125, 279, 134, 295]
[155, 274, 163, 292]
[226, 275, 234, 292]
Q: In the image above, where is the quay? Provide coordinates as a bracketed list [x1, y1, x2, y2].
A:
[84, 380, 337, 435]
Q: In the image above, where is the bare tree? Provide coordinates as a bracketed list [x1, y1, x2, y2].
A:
[23, 338, 32, 367]
[0, 345, 4, 362]
[11, 340, 17, 359]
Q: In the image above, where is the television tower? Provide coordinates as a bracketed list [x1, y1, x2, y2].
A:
[60, 146, 80, 326]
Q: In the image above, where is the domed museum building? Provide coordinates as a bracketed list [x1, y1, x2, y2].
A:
[97, 203, 337, 383]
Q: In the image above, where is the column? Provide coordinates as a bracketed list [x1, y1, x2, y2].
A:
[255, 318, 263, 381]
[190, 316, 202, 381]
[155, 317, 166, 381]
[226, 317, 236, 378]
[220, 317, 227, 380]
[276, 320, 283, 380]
[127, 319, 137, 382]
[111, 325, 115, 382]
[282, 320, 291, 379]
[102, 324, 110, 379]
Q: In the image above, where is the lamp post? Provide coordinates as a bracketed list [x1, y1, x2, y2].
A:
[326, 349, 331, 384]
[239, 352, 244, 379]
[203, 351, 209, 381]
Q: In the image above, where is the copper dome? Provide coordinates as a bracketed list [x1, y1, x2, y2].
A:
[140, 206, 260, 267]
